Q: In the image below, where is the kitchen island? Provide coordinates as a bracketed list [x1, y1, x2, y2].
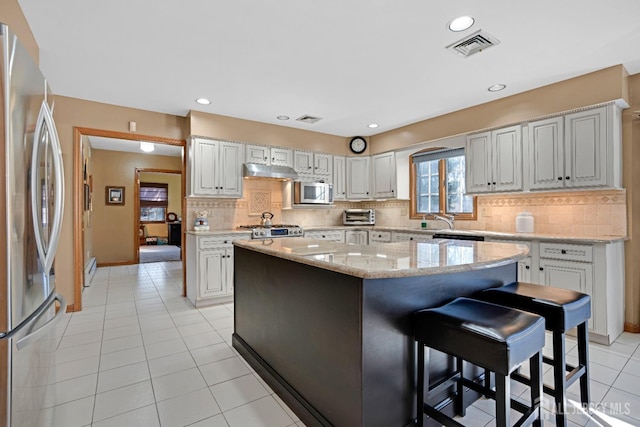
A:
[232, 238, 528, 427]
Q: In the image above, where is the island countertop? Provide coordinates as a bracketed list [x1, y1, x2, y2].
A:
[233, 237, 528, 279]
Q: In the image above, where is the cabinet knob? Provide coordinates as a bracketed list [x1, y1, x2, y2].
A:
[565, 176, 570, 180]
[561, 249, 567, 254]
[224, 240, 228, 244]
[487, 182, 491, 186]
[322, 235, 326, 238]
[410, 237, 414, 240]
[492, 182, 496, 185]
[525, 265, 530, 269]
[308, 166, 312, 169]
[558, 177, 563, 181]
[539, 267, 544, 271]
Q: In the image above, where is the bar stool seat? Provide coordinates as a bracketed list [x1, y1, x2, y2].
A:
[477, 282, 591, 427]
[414, 297, 545, 427]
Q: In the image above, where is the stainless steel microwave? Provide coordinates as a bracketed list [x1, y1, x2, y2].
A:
[293, 181, 333, 205]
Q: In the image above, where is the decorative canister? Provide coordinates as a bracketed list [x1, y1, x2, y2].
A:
[515, 211, 534, 233]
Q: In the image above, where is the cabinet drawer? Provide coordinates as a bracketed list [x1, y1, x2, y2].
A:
[198, 235, 239, 249]
[305, 230, 345, 242]
[369, 231, 392, 242]
[539, 242, 593, 262]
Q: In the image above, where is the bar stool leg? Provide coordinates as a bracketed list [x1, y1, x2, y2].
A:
[495, 373, 511, 427]
[552, 330, 567, 427]
[416, 341, 425, 427]
[455, 357, 465, 417]
[578, 322, 590, 407]
[530, 351, 543, 427]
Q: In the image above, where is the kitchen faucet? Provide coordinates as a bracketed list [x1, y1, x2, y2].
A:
[433, 214, 454, 229]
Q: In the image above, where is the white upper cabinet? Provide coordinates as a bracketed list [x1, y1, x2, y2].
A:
[465, 125, 522, 193]
[271, 147, 293, 167]
[294, 150, 332, 179]
[333, 155, 347, 200]
[372, 152, 396, 198]
[189, 137, 244, 198]
[346, 156, 371, 199]
[527, 117, 564, 190]
[245, 144, 270, 165]
[245, 144, 293, 167]
[527, 104, 621, 190]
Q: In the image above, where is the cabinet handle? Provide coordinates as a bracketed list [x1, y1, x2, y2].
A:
[492, 182, 496, 185]
[558, 177, 563, 181]
[561, 249, 567, 254]
[539, 267, 544, 271]
[525, 265, 530, 269]
[565, 176, 570, 180]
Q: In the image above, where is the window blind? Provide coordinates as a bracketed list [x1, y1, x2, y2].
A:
[140, 182, 168, 207]
[411, 147, 465, 164]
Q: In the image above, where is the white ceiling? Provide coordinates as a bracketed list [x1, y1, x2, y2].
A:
[19, 0, 640, 138]
[88, 136, 182, 157]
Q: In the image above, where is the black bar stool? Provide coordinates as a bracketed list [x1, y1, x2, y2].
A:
[414, 297, 545, 427]
[477, 282, 591, 427]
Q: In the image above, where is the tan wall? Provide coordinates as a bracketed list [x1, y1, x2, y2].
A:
[189, 111, 358, 155]
[626, 74, 640, 329]
[140, 171, 182, 238]
[371, 65, 629, 153]
[0, 0, 39, 64]
[91, 150, 181, 264]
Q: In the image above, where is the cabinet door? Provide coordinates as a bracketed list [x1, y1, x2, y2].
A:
[333, 156, 347, 200]
[492, 125, 522, 192]
[271, 147, 293, 167]
[314, 153, 333, 176]
[294, 151, 314, 175]
[372, 152, 396, 198]
[528, 117, 564, 190]
[346, 157, 371, 199]
[564, 107, 607, 188]
[193, 139, 219, 195]
[517, 257, 532, 282]
[199, 249, 227, 298]
[539, 259, 594, 330]
[465, 132, 492, 193]
[245, 144, 269, 165]
[218, 142, 243, 197]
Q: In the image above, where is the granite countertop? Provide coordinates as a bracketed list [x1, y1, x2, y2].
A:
[234, 237, 528, 279]
[186, 230, 252, 236]
[304, 226, 626, 244]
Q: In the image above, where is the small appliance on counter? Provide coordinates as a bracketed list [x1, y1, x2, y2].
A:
[343, 209, 375, 225]
[194, 209, 210, 232]
[516, 211, 534, 233]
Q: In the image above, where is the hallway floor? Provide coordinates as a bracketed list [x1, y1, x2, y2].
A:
[45, 261, 640, 426]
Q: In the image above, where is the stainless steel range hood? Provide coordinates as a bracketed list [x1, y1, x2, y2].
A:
[243, 163, 299, 180]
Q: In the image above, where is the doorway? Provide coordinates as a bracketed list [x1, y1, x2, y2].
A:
[73, 127, 186, 312]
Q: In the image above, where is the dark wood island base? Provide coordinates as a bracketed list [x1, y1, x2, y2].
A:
[232, 244, 520, 427]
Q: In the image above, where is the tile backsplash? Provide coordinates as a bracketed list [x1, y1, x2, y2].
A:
[186, 181, 626, 237]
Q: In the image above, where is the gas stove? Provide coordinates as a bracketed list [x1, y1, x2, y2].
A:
[237, 224, 304, 239]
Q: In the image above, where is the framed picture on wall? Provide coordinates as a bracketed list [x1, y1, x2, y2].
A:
[106, 186, 125, 205]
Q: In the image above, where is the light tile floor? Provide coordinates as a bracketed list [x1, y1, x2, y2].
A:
[45, 261, 640, 427]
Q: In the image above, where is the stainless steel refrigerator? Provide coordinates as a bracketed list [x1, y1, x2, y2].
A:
[0, 22, 67, 426]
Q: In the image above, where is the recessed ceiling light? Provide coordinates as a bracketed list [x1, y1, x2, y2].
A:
[277, 115, 290, 120]
[368, 123, 379, 129]
[488, 84, 507, 92]
[195, 98, 211, 105]
[448, 16, 474, 32]
[140, 142, 155, 153]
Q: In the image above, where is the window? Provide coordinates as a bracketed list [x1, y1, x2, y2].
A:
[140, 182, 168, 223]
[410, 148, 476, 220]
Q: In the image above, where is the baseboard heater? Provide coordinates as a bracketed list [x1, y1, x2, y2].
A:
[84, 257, 97, 287]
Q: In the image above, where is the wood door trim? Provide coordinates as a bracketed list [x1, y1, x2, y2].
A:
[73, 127, 186, 312]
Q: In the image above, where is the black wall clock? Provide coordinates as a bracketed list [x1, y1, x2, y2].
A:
[349, 136, 367, 154]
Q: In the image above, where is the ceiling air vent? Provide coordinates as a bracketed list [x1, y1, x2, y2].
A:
[446, 30, 500, 57]
[296, 115, 323, 124]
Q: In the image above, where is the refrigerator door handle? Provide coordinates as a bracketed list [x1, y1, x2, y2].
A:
[15, 293, 66, 351]
[30, 100, 65, 274]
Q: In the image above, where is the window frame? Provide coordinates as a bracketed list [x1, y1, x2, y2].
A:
[139, 182, 169, 224]
[409, 148, 477, 220]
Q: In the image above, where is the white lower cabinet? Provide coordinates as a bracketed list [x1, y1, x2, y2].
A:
[305, 229, 345, 243]
[186, 234, 248, 307]
[489, 238, 624, 344]
[345, 230, 368, 245]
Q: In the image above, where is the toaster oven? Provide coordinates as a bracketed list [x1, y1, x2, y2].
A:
[343, 209, 375, 225]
